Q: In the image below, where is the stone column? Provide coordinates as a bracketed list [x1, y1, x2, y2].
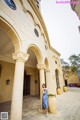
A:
[10, 51, 29, 120]
[45, 69, 50, 90]
[45, 69, 57, 114]
[45, 69, 53, 93]
[37, 64, 46, 109]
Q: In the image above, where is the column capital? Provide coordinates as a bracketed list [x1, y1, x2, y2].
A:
[37, 64, 46, 70]
[12, 51, 29, 62]
[45, 69, 50, 72]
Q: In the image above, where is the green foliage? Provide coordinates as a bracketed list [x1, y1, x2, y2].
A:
[71, 66, 77, 72]
[69, 54, 80, 67]
[61, 54, 80, 75]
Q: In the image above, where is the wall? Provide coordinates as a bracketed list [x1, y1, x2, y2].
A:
[45, 49, 64, 94]
[0, 60, 39, 103]
[25, 66, 39, 96]
[0, 60, 15, 103]
[0, 0, 64, 98]
[64, 72, 79, 84]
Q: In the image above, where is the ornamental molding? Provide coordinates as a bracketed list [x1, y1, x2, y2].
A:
[37, 64, 46, 70]
[12, 51, 29, 62]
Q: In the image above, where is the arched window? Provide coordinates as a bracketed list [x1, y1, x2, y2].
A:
[55, 69, 60, 88]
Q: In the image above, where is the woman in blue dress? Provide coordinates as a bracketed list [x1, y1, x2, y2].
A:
[42, 83, 48, 114]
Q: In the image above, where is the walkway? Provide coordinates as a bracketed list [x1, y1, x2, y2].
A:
[0, 88, 80, 120]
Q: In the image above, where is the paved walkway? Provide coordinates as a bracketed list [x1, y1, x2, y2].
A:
[0, 88, 80, 120]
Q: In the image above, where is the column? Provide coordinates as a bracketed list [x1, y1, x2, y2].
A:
[46, 69, 57, 114]
[45, 69, 50, 91]
[10, 51, 29, 120]
[37, 64, 46, 109]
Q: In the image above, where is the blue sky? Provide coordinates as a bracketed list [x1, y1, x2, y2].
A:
[41, 0, 80, 63]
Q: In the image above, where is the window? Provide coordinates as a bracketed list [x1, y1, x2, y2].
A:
[55, 61, 57, 64]
[34, 28, 39, 37]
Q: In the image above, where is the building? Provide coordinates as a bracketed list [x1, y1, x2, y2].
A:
[62, 67, 79, 86]
[70, 0, 80, 32]
[0, 0, 64, 120]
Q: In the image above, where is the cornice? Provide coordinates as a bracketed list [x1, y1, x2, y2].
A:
[27, 0, 50, 44]
[27, 0, 60, 56]
[50, 46, 61, 56]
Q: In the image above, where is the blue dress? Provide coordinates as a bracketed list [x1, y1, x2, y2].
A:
[42, 90, 48, 109]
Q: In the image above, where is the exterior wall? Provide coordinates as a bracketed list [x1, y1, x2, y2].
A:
[46, 49, 64, 94]
[0, 60, 39, 103]
[69, 73, 79, 83]
[0, 0, 49, 53]
[0, 0, 64, 103]
[0, 60, 15, 103]
[64, 71, 79, 84]
[24, 66, 39, 96]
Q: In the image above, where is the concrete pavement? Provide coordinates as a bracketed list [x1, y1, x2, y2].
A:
[0, 88, 80, 120]
[22, 88, 80, 120]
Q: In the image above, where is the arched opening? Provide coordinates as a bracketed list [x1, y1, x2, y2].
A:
[55, 69, 60, 89]
[23, 45, 43, 97]
[0, 18, 20, 115]
[0, 17, 21, 52]
[21, 45, 44, 118]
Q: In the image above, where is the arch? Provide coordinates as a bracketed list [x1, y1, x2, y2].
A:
[20, 0, 35, 24]
[45, 58, 49, 70]
[41, 33, 45, 40]
[0, 16, 21, 52]
[26, 10, 35, 25]
[26, 44, 43, 64]
[55, 69, 60, 88]
[35, 24, 42, 33]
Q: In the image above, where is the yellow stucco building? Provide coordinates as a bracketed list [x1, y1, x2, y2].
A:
[63, 67, 79, 86]
[0, 0, 64, 120]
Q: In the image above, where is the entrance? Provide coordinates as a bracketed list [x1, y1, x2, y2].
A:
[64, 79, 68, 86]
[23, 75, 31, 96]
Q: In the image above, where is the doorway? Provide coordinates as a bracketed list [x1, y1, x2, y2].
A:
[64, 79, 68, 86]
[23, 75, 31, 96]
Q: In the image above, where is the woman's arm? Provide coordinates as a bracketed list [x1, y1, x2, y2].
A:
[42, 88, 48, 94]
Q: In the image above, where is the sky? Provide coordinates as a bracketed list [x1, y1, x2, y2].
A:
[41, 0, 80, 63]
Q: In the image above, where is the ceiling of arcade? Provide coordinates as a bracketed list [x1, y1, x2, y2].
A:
[0, 29, 14, 55]
[0, 29, 37, 67]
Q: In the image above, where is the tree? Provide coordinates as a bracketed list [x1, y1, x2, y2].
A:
[60, 59, 69, 68]
[69, 54, 80, 67]
[60, 59, 70, 79]
[68, 54, 80, 73]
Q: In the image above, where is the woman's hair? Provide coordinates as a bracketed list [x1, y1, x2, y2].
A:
[42, 83, 46, 88]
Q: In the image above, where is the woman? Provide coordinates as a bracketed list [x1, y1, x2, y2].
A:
[42, 83, 48, 114]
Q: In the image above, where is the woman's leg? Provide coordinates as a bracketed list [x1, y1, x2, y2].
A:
[45, 108, 48, 114]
